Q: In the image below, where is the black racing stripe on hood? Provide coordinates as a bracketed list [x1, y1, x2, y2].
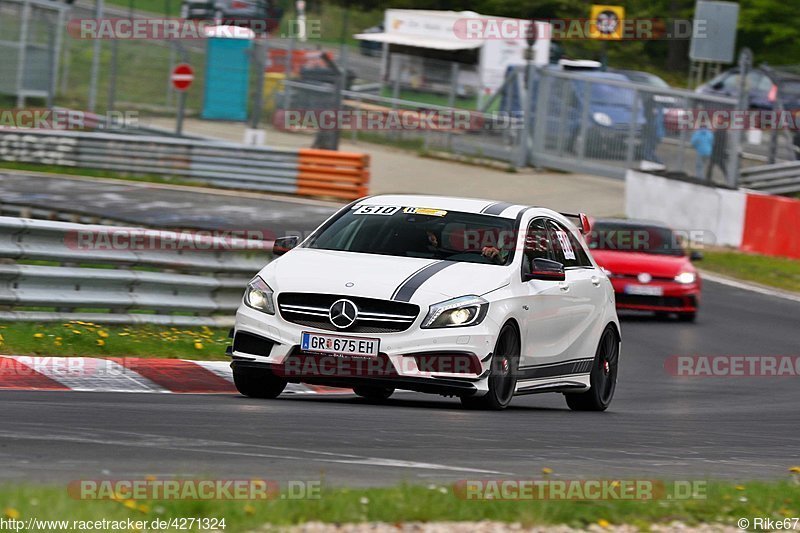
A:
[481, 201, 514, 215]
[392, 260, 456, 302]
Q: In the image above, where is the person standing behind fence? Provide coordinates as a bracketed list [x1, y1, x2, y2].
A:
[691, 126, 713, 179]
[706, 128, 729, 181]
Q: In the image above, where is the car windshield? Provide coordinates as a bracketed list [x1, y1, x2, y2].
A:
[590, 82, 636, 106]
[306, 206, 517, 265]
[587, 222, 685, 256]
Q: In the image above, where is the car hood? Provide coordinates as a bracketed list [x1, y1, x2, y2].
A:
[259, 248, 511, 305]
[590, 249, 692, 278]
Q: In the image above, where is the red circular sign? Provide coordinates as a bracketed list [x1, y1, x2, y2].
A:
[171, 63, 194, 91]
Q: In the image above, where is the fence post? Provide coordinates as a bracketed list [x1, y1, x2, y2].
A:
[726, 48, 752, 188]
[516, 62, 535, 167]
[625, 90, 641, 165]
[87, 0, 104, 112]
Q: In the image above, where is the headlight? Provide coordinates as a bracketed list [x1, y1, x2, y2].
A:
[421, 295, 488, 329]
[674, 271, 696, 284]
[244, 276, 275, 314]
[592, 112, 613, 127]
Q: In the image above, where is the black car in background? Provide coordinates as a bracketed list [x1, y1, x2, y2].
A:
[696, 65, 800, 111]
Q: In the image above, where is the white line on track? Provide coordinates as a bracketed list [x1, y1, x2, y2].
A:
[0, 427, 509, 475]
[701, 271, 800, 304]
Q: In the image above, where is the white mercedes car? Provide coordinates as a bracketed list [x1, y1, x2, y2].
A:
[230, 195, 621, 411]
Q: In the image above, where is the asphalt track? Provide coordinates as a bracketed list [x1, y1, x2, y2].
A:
[0, 172, 337, 234]
[1, 280, 798, 485]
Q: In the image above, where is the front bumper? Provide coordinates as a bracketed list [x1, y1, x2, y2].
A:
[610, 278, 700, 313]
[231, 303, 499, 395]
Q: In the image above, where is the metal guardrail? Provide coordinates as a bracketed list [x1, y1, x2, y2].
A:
[0, 216, 272, 326]
[0, 130, 370, 200]
[739, 161, 800, 195]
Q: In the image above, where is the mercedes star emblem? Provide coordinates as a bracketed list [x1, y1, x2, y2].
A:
[329, 299, 358, 329]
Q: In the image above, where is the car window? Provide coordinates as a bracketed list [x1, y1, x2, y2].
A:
[563, 224, 593, 267]
[547, 220, 585, 268]
[307, 206, 517, 266]
[721, 73, 741, 92]
[545, 220, 576, 268]
[522, 218, 551, 278]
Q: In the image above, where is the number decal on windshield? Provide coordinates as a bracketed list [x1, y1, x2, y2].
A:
[353, 205, 400, 216]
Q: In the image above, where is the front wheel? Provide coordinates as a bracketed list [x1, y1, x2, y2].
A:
[565, 326, 619, 411]
[461, 323, 520, 410]
[232, 365, 287, 399]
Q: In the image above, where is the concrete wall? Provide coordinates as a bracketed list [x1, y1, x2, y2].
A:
[625, 170, 746, 247]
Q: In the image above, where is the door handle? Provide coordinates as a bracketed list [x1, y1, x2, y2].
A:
[591, 276, 601, 286]
[558, 281, 570, 292]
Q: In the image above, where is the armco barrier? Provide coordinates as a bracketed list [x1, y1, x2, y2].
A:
[740, 193, 800, 259]
[0, 130, 369, 200]
[0, 216, 272, 326]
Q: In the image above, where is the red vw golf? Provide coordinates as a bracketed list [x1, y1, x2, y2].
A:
[587, 219, 702, 322]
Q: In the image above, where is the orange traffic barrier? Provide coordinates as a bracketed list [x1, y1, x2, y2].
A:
[297, 148, 370, 201]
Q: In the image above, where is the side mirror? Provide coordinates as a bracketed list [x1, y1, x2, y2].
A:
[273, 236, 299, 256]
[690, 250, 703, 261]
[524, 258, 566, 282]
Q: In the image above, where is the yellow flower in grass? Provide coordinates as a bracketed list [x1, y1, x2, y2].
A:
[96, 339, 106, 347]
[137, 504, 150, 514]
[33, 333, 45, 339]
[97, 330, 109, 338]
[194, 342, 204, 350]
[735, 485, 746, 491]
[541, 467, 553, 475]
[790, 466, 800, 474]
[597, 519, 610, 528]
[4, 508, 20, 519]
[118, 332, 130, 337]
[243, 504, 256, 516]
[123, 499, 137, 510]
[71, 330, 82, 335]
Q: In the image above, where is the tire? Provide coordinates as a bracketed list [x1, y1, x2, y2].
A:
[677, 312, 696, 323]
[232, 365, 287, 399]
[353, 386, 394, 401]
[565, 326, 619, 412]
[461, 323, 520, 410]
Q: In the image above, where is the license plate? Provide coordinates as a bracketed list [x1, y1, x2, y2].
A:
[625, 284, 663, 296]
[300, 332, 380, 357]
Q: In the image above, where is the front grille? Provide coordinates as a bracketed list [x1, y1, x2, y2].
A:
[277, 293, 420, 333]
[616, 294, 688, 308]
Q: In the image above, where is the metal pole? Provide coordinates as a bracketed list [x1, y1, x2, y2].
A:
[16, 0, 31, 108]
[249, 37, 267, 129]
[726, 48, 751, 187]
[176, 91, 186, 135]
[107, 39, 119, 112]
[87, 0, 104, 112]
[516, 59, 535, 167]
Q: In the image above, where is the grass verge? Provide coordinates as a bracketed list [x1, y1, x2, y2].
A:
[1, 479, 798, 532]
[0, 322, 229, 360]
[701, 250, 800, 293]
